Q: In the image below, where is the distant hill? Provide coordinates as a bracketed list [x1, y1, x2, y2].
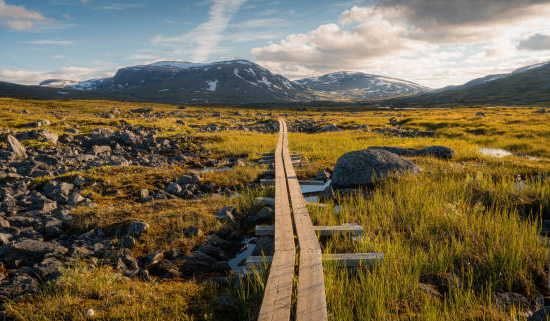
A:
[295, 71, 429, 99]
[4, 59, 550, 107]
[386, 61, 550, 107]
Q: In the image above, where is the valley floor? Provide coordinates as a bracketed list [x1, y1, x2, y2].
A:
[0, 98, 549, 320]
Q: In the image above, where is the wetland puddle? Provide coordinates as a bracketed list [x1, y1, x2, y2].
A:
[478, 148, 512, 158]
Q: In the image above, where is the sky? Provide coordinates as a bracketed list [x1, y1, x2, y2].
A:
[1, 0, 550, 89]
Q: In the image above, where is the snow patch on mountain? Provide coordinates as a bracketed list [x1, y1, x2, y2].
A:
[206, 80, 218, 92]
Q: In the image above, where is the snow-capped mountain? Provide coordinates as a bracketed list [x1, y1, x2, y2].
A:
[63, 59, 315, 104]
[38, 79, 79, 88]
[295, 71, 429, 99]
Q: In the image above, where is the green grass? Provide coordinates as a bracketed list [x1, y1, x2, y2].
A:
[2, 98, 550, 320]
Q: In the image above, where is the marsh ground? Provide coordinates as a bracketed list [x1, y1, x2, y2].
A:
[0, 98, 549, 320]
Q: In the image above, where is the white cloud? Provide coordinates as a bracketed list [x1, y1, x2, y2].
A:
[26, 39, 74, 45]
[0, 66, 99, 85]
[151, 0, 246, 62]
[252, 2, 550, 88]
[128, 53, 158, 60]
[518, 32, 550, 50]
[0, 0, 45, 30]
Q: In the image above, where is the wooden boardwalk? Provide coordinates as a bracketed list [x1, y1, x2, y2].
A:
[257, 119, 382, 321]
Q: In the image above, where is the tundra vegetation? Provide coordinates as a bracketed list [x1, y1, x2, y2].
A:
[0, 97, 549, 320]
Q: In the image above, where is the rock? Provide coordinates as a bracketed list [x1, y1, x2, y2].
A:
[0, 216, 9, 228]
[42, 180, 74, 203]
[176, 120, 186, 125]
[418, 283, 442, 298]
[252, 237, 274, 256]
[184, 226, 202, 238]
[475, 112, 486, 117]
[165, 182, 182, 195]
[177, 174, 199, 185]
[144, 250, 163, 265]
[164, 248, 179, 260]
[0, 239, 68, 266]
[73, 175, 85, 187]
[91, 128, 115, 140]
[44, 218, 63, 236]
[67, 192, 85, 206]
[120, 131, 137, 146]
[246, 207, 274, 224]
[25, 120, 50, 127]
[121, 236, 136, 248]
[495, 292, 536, 316]
[211, 260, 231, 272]
[6, 135, 26, 158]
[92, 145, 111, 156]
[316, 124, 342, 133]
[314, 168, 332, 181]
[533, 108, 548, 114]
[136, 188, 150, 202]
[367, 145, 454, 159]
[420, 146, 454, 159]
[528, 309, 550, 321]
[389, 118, 398, 126]
[126, 221, 150, 237]
[0, 274, 39, 300]
[33, 257, 62, 281]
[137, 269, 150, 281]
[367, 146, 418, 157]
[0, 233, 12, 245]
[331, 149, 421, 187]
[35, 130, 58, 144]
[215, 207, 239, 227]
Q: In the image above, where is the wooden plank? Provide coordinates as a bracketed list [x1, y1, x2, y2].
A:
[257, 119, 295, 321]
[260, 179, 326, 185]
[324, 253, 384, 267]
[247, 253, 382, 269]
[255, 224, 364, 237]
[280, 119, 328, 321]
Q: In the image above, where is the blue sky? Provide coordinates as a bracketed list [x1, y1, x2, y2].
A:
[2, 0, 550, 88]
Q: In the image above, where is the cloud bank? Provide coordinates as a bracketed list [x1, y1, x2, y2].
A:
[252, 0, 550, 87]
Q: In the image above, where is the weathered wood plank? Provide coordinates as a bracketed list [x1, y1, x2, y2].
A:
[324, 253, 384, 267]
[257, 119, 295, 321]
[255, 224, 364, 237]
[280, 120, 328, 321]
[247, 253, 382, 269]
[260, 179, 326, 185]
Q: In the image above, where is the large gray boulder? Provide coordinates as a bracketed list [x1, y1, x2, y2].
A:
[331, 149, 421, 187]
[367, 145, 454, 159]
[6, 135, 26, 158]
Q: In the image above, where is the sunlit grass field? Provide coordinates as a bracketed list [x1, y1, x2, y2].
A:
[1, 98, 549, 320]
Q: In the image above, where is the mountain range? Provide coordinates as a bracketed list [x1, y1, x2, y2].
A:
[0, 59, 549, 106]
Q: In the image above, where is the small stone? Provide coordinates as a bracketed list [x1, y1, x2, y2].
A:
[73, 175, 85, 187]
[137, 269, 150, 281]
[184, 226, 202, 238]
[137, 189, 149, 199]
[86, 308, 95, 317]
[126, 221, 149, 237]
[165, 182, 182, 195]
[6, 135, 26, 158]
[121, 236, 136, 248]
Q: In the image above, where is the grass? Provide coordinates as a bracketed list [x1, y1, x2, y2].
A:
[2, 98, 550, 320]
